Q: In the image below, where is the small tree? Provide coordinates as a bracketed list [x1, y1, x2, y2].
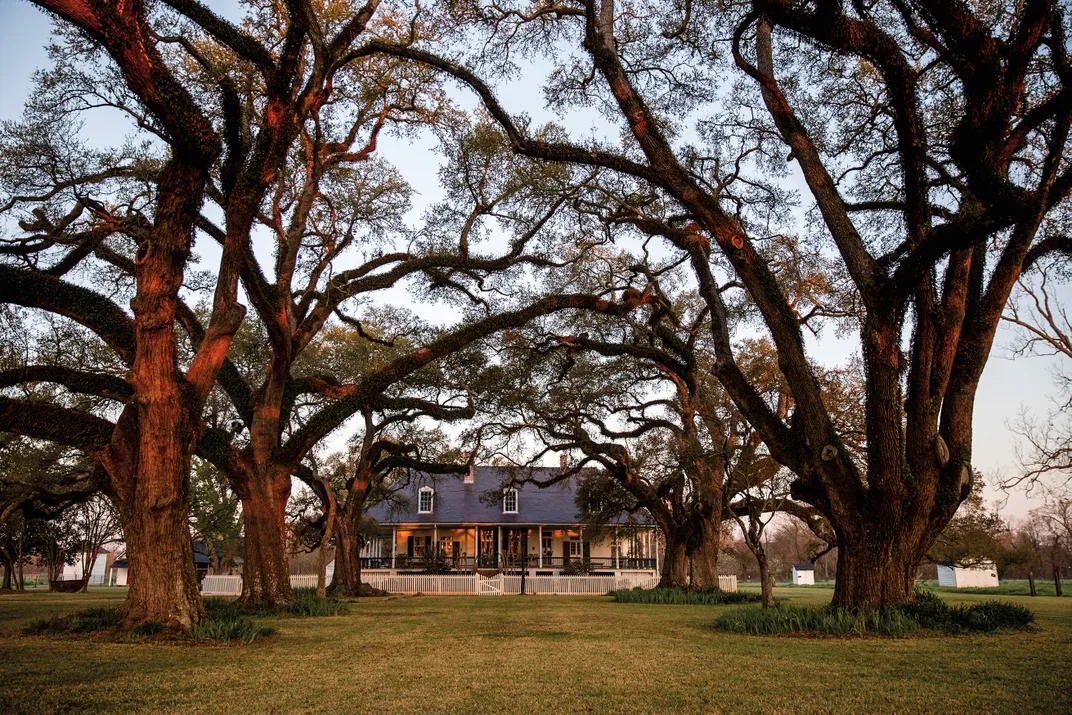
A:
[69, 494, 122, 591]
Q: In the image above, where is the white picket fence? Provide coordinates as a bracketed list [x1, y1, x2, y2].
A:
[201, 573, 326, 595]
[362, 572, 671, 596]
[201, 572, 737, 596]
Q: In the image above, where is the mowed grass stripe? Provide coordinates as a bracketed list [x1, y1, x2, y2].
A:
[0, 586, 1068, 713]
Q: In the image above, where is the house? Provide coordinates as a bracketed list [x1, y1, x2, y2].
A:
[107, 542, 214, 587]
[791, 563, 815, 585]
[937, 562, 999, 588]
[61, 550, 112, 585]
[361, 466, 660, 577]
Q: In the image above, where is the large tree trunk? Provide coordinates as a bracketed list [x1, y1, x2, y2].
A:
[659, 533, 688, 587]
[1, 561, 10, 590]
[688, 513, 722, 590]
[239, 469, 293, 605]
[329, 499, 366, 596]
[119, 499, 203, 627]
[830, 530, 919, 609]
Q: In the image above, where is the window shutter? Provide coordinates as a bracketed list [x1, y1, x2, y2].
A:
[425, 536, 432, 554]
[583, 541, 591, 559]
[407, 536, 413, 557]
[562, 541, 570, 564]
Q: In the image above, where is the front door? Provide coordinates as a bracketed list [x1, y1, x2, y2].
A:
[504, 529, 528, 568]
[478, 527, 498, 568]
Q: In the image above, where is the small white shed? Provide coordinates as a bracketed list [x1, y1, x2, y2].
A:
[109, 559, 129, 586]
[792, 563, 815, 585]
[62, 551, 109, 585]
[936, 562, 999, 588]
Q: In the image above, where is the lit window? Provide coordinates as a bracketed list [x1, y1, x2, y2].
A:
[503, 488, 518, 514]
[418, 487, 434, 514]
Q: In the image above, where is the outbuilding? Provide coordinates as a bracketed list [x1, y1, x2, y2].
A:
[791, 562, 815, 585]
[936, 562, 999, 588]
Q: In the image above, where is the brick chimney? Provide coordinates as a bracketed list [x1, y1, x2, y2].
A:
[464, 464, 475, 484]
[560, 454, 568, 473]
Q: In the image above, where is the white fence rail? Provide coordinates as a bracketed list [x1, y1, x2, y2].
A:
[201, 574, 327, 595]
[364, 572, 673, 596]
[202, 572, 736, 596]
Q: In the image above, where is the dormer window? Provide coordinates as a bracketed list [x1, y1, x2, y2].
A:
[418, 486, 434, 514]
[503, 488, 518, 514]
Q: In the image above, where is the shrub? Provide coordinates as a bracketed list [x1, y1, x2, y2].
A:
[715, 605, 921, 636]
[204, 589, 348, 619]
[611, 586, 763, 606]
[714, 589, 1035, 637]
[186, 615, 274, 644]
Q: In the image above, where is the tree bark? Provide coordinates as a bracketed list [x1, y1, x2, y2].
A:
[316, 483, 336, 599]
[1, 561, 10, 590]
[659, 533, 688, 588]
[328, 497, 367, 596]
[830, 531, 918, 609]
[687, 512, 722, 590]
[118, 497, 204, 627]
[238, 469, 293, 605]
[757, 551, 775, 608]
[1055, 566, 1064, 598]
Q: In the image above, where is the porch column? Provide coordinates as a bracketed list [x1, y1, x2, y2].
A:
[434, 523, 438, 556]
[615, 526, 620, 570]
[498, 525, 503, 569]
[391, 526, 397, 569]
[654, 530, 659, 574]
[538, 525, 543, 568]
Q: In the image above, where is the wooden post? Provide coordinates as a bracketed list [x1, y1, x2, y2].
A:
[654, 530, 659, 575]
[1055, 565, 1064, 597]
[615, 526, 620, 571]
[538, 525, 543, 569]
[391, 527, 397, 570]
[498, 525, 503, 571]
[1029, 570, 1037, 597]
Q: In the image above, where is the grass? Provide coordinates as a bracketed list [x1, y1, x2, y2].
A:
[0, 586, 1069, 712]
[610, 586, 762, 605]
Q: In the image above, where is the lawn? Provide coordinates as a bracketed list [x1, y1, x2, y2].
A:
[0, 586, 1069, 713]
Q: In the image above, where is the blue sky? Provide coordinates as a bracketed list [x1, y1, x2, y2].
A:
[0, 1, 1064, 518]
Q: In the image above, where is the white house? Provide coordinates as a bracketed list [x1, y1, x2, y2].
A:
[937, 562, 999, 588]
[61, 550, 109, 585]
[360, 466, 661, 578]
[791, 563, 815, 585]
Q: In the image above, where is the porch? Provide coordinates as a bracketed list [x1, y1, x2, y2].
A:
[360, 524, 661, 576]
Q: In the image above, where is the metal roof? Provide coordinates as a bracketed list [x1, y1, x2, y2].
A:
[365, 466, 652, 526]
[792, 563, 815, 570]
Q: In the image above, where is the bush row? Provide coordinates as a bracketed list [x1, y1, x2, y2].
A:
[713, 590, 1035, 636]
[610, 586, 762, 605]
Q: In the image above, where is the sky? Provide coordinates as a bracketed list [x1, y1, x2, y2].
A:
[0, 1, 1066, 519]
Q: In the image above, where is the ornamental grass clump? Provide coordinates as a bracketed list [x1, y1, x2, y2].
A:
[714, 589, 1035, 637]
[185, 615, 274, 644]
[203, 589, 349, 619]
[610, 586, 762, 605]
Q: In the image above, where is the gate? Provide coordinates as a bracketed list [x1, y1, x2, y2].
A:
[478, 573, 503, 596]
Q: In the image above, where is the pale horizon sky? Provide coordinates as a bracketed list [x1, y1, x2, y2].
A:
[0, 1, 1066, 520]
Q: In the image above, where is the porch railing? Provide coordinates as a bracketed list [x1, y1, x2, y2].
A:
[364, 555, 660, 571]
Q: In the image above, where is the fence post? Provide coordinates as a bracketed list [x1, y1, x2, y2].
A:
[1028, 571, 1036, 596]
[1055, 566, 1064, 597]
